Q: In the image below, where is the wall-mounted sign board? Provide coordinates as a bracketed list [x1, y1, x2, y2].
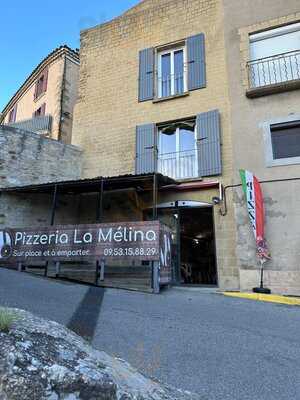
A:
[0, 221, 172, 286]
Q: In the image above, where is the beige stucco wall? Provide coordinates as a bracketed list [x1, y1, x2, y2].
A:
[72, 0, 239, 289]
[223, 0, 300, 294]
[2, 53, 79, 143]
[3, 58, 64, 139]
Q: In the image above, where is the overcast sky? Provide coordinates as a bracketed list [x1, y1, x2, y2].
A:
[0, 0, 139, 110]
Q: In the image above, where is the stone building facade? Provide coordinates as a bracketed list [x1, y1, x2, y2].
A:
[72, 0, 300, 293]
[2, 0, 300, 294]
[223, 0, 300, 294]
[1, 46, 79, 144]
[72, 0, 239, 289]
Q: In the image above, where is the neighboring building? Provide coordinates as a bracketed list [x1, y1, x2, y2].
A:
[0, 46, 80, 144]
[223, 0, 300, 294]
[72, 0, 239, 290]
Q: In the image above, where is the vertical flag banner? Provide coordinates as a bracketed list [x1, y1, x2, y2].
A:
[239, 169, 271, 263]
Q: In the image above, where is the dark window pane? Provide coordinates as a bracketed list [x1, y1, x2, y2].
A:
[161, 53, 171, 97]
[271, 123, 300, 159]
[174, 50, 184, 94]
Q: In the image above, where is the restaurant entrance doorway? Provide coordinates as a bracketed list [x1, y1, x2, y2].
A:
[148, 201, 218, 286]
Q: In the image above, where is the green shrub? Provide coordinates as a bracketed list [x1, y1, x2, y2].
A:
[0, 308, 18, 333]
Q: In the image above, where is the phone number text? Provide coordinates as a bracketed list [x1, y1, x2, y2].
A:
[103, 247, 158, 257]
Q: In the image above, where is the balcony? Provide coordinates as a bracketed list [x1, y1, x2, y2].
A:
[8, 115, 52, 135]
[246, 50, 300, 98]
[158, 149, 198, 180]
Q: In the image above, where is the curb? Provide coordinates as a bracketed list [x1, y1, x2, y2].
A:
[222, 291, 300, 306]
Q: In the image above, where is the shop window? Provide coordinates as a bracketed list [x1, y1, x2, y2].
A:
[248, 22, 300, 89]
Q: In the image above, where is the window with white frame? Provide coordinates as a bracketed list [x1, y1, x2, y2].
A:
[157, 45, 187, 98]
[157, 121, 198, 179]
[248, 22, 300, 88]
[265, 118, 300, 166]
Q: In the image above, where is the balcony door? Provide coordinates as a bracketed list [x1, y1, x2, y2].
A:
[158, 123, 198, 180]
[157, 47, 187, 98]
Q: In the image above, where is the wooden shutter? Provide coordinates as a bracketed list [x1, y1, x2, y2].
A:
[196, 110, 221, 177]
[43, 68, 48, 92]
[40, 103, 46, 116]
[135, 124, 157, 173]
[8, 105, 17, 123]
[187, 33, 206, 91]
[138, 48, 154, 102]
[34, 81, 38, 100]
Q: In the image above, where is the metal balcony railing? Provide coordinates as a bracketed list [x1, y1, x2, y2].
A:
[158, 149, 198, 180]
[156, 64, 188, 98]
[247, 50, 300, 89]
[8, 115, 52, 134]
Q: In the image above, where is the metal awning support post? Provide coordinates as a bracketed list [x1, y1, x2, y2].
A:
[152, 173, 158, 220]
[152, 173, 160, 293]
[96, 178, 104, 223]
[95, 178, 104, 284]
[50, 184, 58, 225]
[45, 184, 58, 277]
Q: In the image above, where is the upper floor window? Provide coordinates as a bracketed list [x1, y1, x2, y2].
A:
[8, 105, 17, 123]
[34, 68, 48, 100]
[135, 110, 222, 179]
[138, 33, 206, 102]
[157, 46, 187, 98]
[265, 118, 300, 167]
[33, 103, 46, 118]
[248, 22, 300, 89]
[158, 121, 197, 179]
[271, 121, 300, 160]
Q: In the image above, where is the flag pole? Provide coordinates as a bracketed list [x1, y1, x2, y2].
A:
[253, 259, 271, 294]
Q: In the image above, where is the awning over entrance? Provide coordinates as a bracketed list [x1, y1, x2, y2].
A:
[0, 173, 220, 292]
[0, 173, 177, 292]
[0, 173, 176, 195]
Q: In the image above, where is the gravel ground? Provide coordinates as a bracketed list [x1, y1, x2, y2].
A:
[1, 268, 300, 400]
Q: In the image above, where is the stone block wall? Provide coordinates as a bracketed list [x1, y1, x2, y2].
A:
[0, 193, 80, 230]
[0, 125, 82, 188]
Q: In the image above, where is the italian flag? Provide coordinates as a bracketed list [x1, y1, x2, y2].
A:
[240, 170, 271, 262]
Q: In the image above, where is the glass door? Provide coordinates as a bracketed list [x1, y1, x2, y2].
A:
[143, 207, 180, 283]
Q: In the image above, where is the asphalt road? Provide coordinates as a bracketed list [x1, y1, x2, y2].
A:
[1, 268, 300, 400]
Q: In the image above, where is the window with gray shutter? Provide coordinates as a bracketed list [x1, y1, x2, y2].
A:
[138, 48, 155, 102]
[187, 33, 206, 91]
[196, 110, 221, 176]
[135, 124, 157, 173]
